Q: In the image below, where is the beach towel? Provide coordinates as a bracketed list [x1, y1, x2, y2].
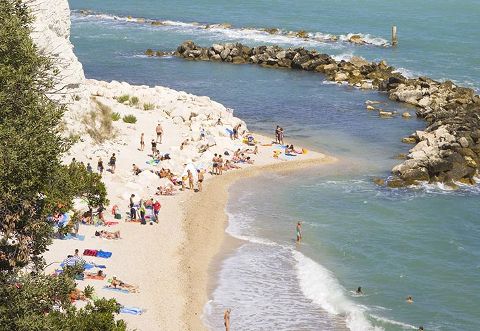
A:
[103, 286, 130, 294]
[83, 249, 98, 257]
[96, 250, 112, 259]
[84, 263, 106, 270]
[104, 221, 119, 226]
[285, 153, 298, 157]
[61, 234, 85, 241]
[120, 307, 144, 315]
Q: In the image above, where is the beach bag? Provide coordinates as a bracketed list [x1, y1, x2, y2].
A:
[114, 213, 122, 220]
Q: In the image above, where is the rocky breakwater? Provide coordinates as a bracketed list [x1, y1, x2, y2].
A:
[174, 41, 480, 187]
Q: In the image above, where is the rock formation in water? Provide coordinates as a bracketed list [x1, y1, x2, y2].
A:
[174, 41, 480, 186]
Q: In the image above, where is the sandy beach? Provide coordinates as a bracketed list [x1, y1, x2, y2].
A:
[42, 77, 335, 330]
[182, 152, 335, 330]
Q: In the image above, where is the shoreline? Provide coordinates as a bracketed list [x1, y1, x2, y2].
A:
[181, 146, 336, 330]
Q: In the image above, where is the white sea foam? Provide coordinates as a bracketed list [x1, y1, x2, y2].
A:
[293, 251, 383, 331]
[332, 52, 355, 62]
[369, 314, 417, 329]
[71, 10, 388, 48]
[339, 33, 389, 47]
[225, 211, 278, 246]
[392, 67, 417, 79]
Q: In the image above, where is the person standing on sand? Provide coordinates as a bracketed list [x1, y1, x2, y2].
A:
[129, 194, 136, 221]
[153, 200, 161, 222]
[187, 169, 194, 190]
[212, 154, 218, 175]
[151, 139, 157, 155]
[139, 200, 146, 225]
[86, 163, 92, 173]
[109, 153, 116, 173]
[296, 221, 302, 243]
[197, 169, 204, 192]
[279, 127, 285, 145]
[224, 309, 231, 331]
[275, 125, 281, 143]
[156, 123, 163, 143]
[97, 158, 104, 175]
[218, 155, 224, 175]
[140, 133, 145, 151]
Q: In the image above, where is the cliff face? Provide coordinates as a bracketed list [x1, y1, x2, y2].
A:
[28, 0, 89, 111]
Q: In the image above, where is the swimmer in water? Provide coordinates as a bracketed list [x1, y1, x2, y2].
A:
[406, 295, 414, 303]
[356, 286, 363, 295]
[296, 221, 302, 243]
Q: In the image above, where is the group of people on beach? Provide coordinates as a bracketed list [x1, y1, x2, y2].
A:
[128, 194, 161, 225]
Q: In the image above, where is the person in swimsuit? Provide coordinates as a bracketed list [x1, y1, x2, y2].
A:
[197, 169, 204, 192]
[218, 155, 224, 175]
[86, 163, 93, 173]
[279, 127, 285, 145]
[187, 169, 194, 190]
[151, 139, 157, 155]
[155, 123, 163, 143]
[109, 153, 116, 173]
[296, 221, 302, 243]
[275, 125, 281, 143]
[406, 296, 414, 303]
[356, 287, 363, 295]
[224, 309, 231, 331]
[212, 154, 218, 175]
[97, 158, 104, 175]
[140, 133, 145, 151]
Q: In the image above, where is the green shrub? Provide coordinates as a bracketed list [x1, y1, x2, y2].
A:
[143, 103, 155, 110]
[129, 96, 139, 106]
[111, 112, 121, 121]
[122, 114, 137, 124]
[116, 94, 130, 103]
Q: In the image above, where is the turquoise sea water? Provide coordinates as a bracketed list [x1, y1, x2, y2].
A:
[68, 1, 480, 330]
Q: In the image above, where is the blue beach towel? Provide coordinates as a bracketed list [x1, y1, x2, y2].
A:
[120, 307, 144, 315]
[96, 250, 112, 259]
[61, 234, 85, 241]
[103, 286, 130, 294]
[225, 128, 233, 135]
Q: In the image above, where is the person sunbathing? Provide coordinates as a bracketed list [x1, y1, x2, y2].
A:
[132, 164, 142, 175]
[109, 276, 139, 293]
[84, 270, 106, 280]
[243, 145, 258, 155]
[156, 186, 175, 196]
[69, 288, 86, 302]
[245, 156, 254, 164]
[95, 230, 121, 239]
[224, 160, 241, 170]
[180, 139, 189, 150]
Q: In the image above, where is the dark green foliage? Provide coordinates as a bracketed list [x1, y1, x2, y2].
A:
[122, 114, 137, 124]
[0, 1, 124, 329]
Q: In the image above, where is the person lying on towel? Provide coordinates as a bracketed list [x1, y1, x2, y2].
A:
[108, 276, 139, 293]
[95, 230, 121, 240]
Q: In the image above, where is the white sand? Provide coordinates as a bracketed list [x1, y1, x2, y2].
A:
[44, 80, 335, 330]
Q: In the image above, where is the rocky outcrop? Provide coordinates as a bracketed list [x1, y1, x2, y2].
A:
[28, 0, 87, 102]
[175, 41, 480, 186]
[27, 0, 89, 124]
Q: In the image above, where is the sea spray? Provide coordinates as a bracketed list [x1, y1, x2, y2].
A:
[293, 251, 383, 331]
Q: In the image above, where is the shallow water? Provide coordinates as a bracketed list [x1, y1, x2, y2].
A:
[69, 1, 480, 330]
